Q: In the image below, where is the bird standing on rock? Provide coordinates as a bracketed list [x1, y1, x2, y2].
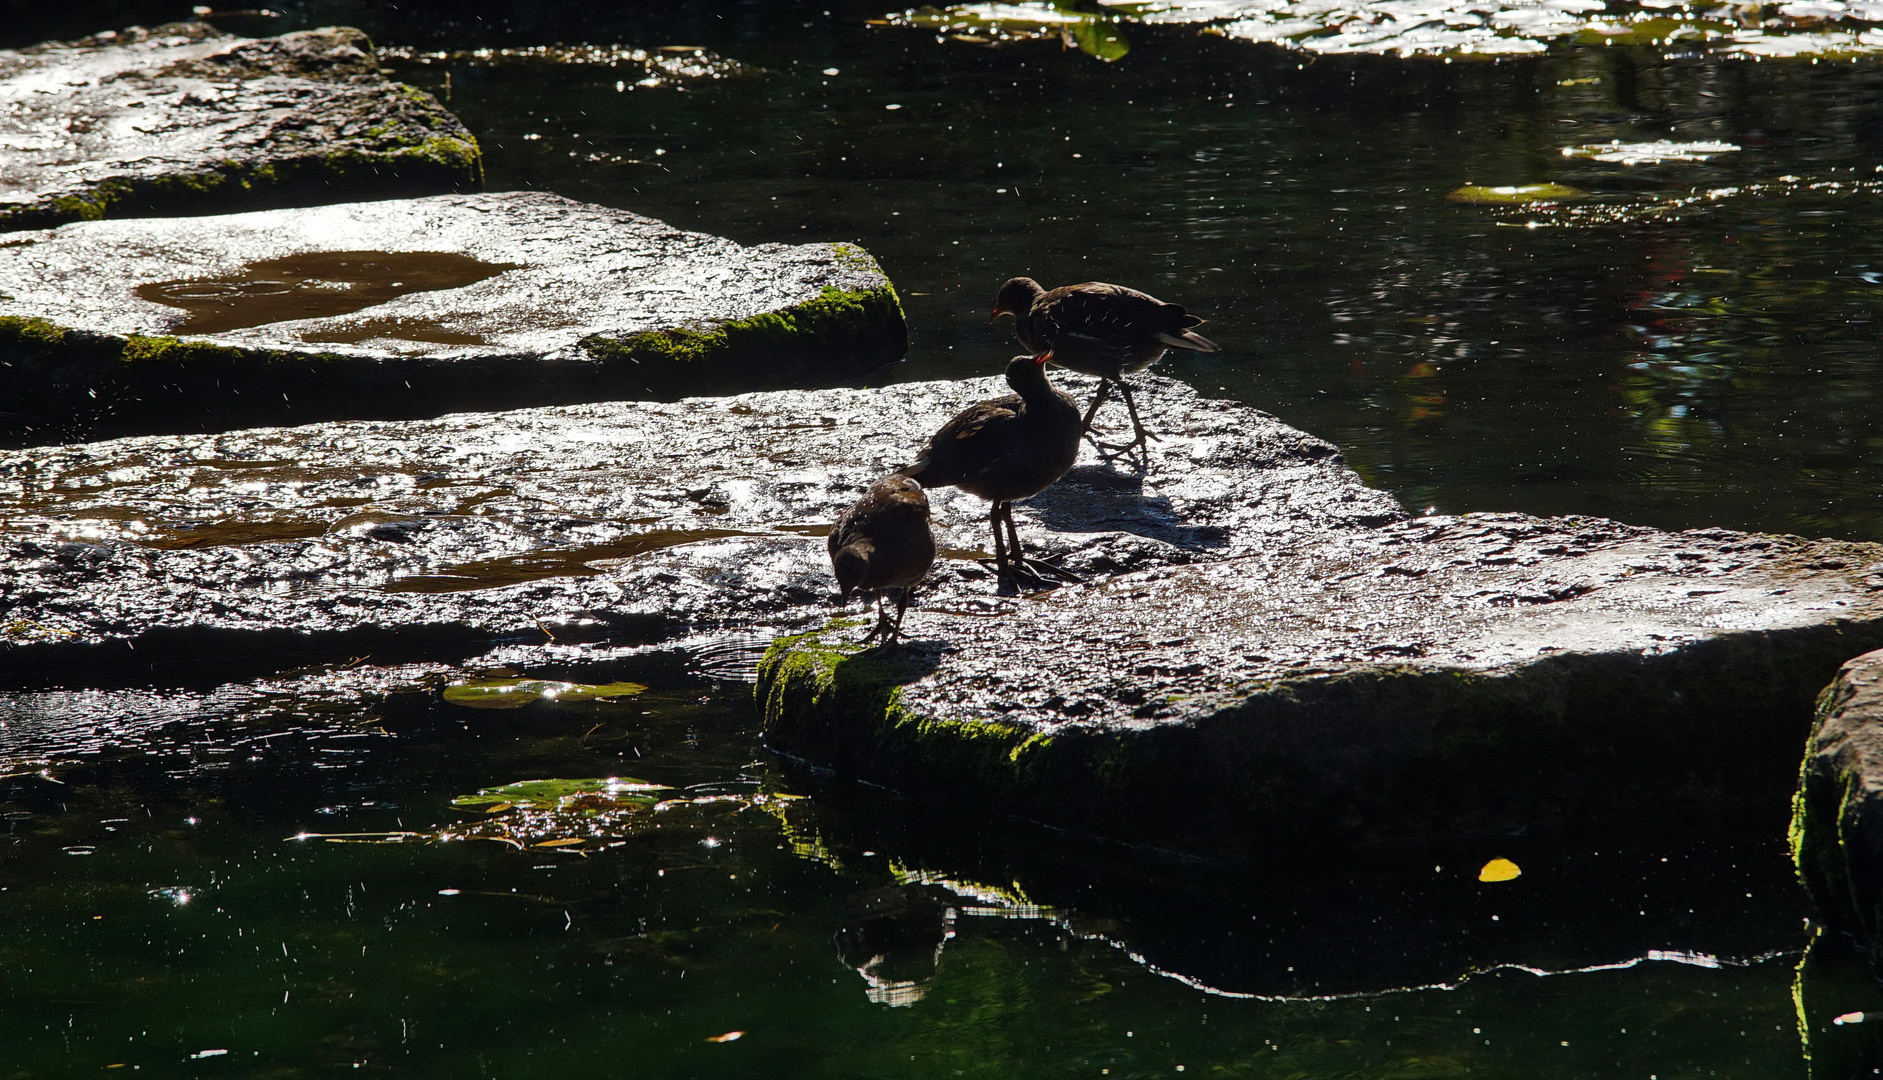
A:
[990, 276, 1220, 453]
[828, 475, 937, 645]
[899, 354, 1084, 588]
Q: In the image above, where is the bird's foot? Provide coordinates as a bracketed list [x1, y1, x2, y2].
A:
[859, 622, 901, 647]
[1016, 556, 1085, 584]
[1092, 435, 1152, 468]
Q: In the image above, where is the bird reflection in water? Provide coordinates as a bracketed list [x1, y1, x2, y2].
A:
[834, 884, 958, 1007]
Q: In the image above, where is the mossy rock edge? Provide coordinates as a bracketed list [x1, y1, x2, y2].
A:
[764, 616, 1883, 856]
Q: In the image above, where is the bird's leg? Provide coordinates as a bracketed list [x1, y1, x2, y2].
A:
[1089, 379, 1157, 464]
[861, 591, 890, 644]
[888, 585, 913, 642]
[1079, 380, 1114, 436]
[1116, 380, 1159, 448]
[1001, 503, 1085, 587]
[986, 501, 1009, 570]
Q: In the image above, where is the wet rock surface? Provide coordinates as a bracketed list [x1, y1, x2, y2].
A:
[1793, 648, 1883, 967]
[0, 373, 1386, 682]
[0, 191, 906, 444]
[760, 513, 1883, 854]
[0, 22, 479, 232]
[888, 0, 1883, 60]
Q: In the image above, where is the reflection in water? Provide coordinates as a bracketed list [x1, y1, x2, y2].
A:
[135, 250, 516, 335]
[835, 884, 957, 1006]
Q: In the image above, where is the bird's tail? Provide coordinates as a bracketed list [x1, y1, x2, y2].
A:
[1157, 329, 1220, 353]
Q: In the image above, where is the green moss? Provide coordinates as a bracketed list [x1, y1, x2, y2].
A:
[0, 130, 483, 233]
[756, 621, 1046, 790]
[119, 334, 248, 366]
[586, 284, 904, 371]
[0, 315, 70, 355]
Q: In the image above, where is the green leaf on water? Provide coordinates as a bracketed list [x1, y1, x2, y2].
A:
[1446, 182, 1588, 205]
[442, 678, 649, 709]
[1067, 18, 1129, 61]
[452, 777, 670, 812]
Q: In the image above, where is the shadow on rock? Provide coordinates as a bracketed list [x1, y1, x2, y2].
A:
[1023, 464, 1230, 553]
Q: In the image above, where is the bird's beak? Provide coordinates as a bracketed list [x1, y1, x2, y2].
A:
[987, 308, 1003, 324]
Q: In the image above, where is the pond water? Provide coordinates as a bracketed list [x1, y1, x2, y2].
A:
[6, 1, 1883, 1076]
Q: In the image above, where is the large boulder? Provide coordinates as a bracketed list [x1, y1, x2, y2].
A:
[760, 518, 1883, 855]
[1794, 648, 1883, 966]
[0, 22, 479, 232]
[0, 192, 906, 444]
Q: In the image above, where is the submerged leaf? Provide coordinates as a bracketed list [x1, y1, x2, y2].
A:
[443, 678, 649, 709]
[1478, 857, 1522, 882]
[1447, 183, 1588, 205]
[1066, 18, 1129, 60]
[452, 777, 670, 811]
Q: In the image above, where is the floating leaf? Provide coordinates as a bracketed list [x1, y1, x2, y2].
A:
[1835, 1011, 1866, 1025]
[1066, 18, 1130, 61]
[1478, 857, 1522, 882]
[452, 777, 670, 811]
[706, 1031, 745, 1043]
[1447, 183, 1588, 205]
[443, 678, 648, 709]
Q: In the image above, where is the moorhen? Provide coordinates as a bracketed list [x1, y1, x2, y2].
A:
[828, 475, 937, 644]
[900, 354, 1083, 587]
[990, 276, 1220, 452]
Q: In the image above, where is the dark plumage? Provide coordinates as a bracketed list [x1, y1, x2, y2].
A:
[991, 276, 1220, 452]
[828, 475, 937, 644]
[900, 354, 1083, 587]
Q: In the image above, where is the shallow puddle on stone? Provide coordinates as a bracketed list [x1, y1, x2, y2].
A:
[300, 314, 493, 346]
[135, 250, 517, 335]
[136, 516, 331, 550]
[382, 528, 757, 593]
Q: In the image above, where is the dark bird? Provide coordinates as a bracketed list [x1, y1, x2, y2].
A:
[900, 354, 1084, 588]
[991, 276, 1221, 452]
[828, 475, 937, 645]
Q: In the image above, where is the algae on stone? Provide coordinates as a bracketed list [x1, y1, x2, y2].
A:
[1792, 648, 1883, 969]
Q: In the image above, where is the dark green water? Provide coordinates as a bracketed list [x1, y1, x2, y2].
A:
[6, 1, 1883, 1075]
[0, 663, 1862, 1077]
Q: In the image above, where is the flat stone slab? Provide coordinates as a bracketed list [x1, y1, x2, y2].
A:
[760, 514, 1883, 854]
[0, 373, 1392, 681]
[0, 22, 479, 232]
[1794, 647, 1883, 967]
[0, 191, 906, 443]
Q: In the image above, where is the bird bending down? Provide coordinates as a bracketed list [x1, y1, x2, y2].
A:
[990, 276, 1220, 453]
[829, 475, 938, 645]
[899, 354, 1084, 589]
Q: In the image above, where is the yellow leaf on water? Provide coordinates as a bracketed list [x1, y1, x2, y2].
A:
[1478, 858, 1522, 882]
[706, 1031, 744, 1043]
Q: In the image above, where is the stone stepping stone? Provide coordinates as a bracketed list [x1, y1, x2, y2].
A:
[759, 513, 1883, 855]
[0, 22, 479, 231]
[0, 191, 906, 443]
[0, 373, 1388, 683]
[1794, 647, 1883, 968]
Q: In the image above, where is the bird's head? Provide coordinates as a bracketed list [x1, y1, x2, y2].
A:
[989, 277, 1044, 324]
[1003, 353, 1049, 389]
